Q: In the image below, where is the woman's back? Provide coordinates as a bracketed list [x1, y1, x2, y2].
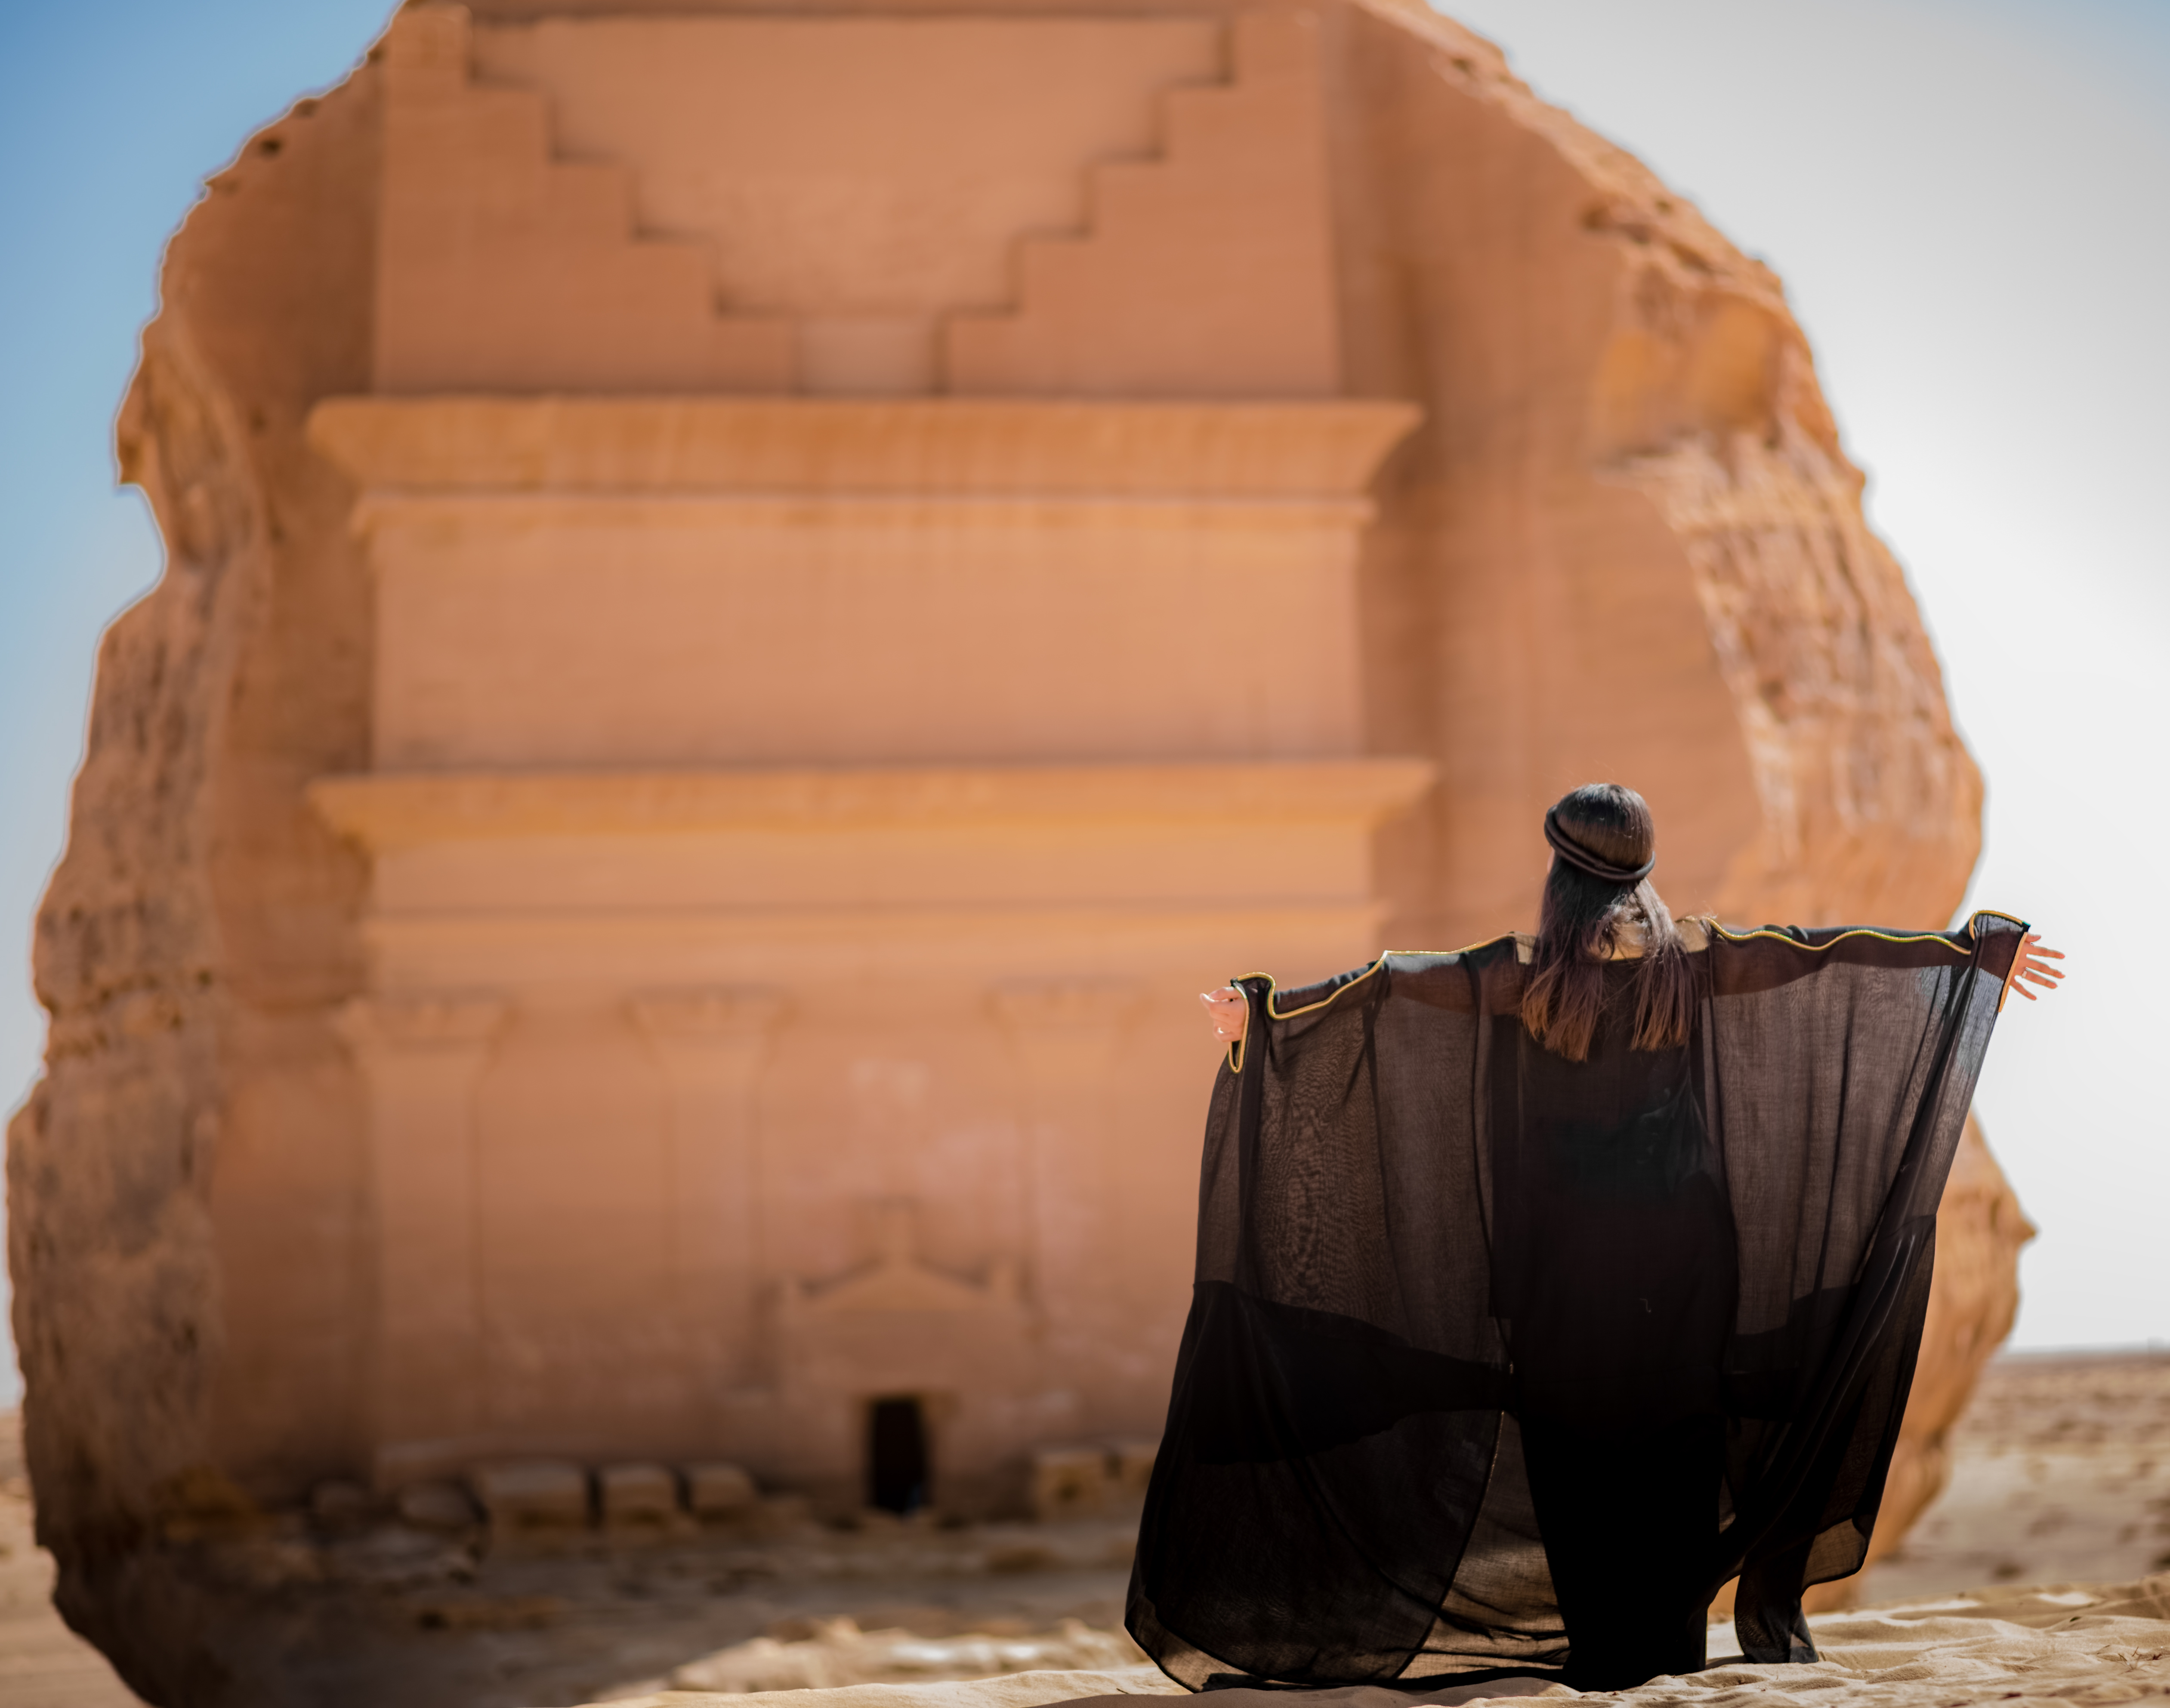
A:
[1496, 959, 1735, 1431]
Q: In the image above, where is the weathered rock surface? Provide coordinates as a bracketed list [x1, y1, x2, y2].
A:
[8, 0, 2007, 1701]
[8, 50, 380, 1704]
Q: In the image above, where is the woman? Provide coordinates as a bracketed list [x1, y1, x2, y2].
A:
[1128, 785, 2062, 1694]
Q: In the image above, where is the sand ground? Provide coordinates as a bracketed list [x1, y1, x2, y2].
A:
[0, 1403, 145, 1705]
[0, 1350, 2162, 1707]
[1855, 1351, 2170, 1605]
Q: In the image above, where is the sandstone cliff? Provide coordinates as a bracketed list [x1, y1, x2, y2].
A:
[8, 70, 382, 1697]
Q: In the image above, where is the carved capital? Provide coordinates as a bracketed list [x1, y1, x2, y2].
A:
[992, 981, 1143, 1087]
[989, 980, 1143, 1036]
[628, 986, 787, 1041]
[335, 992, 507, 1056]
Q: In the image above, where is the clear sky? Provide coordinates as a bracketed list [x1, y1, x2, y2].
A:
[0, 0, 2163, 1404]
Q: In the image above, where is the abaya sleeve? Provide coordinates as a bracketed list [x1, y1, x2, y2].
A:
[1126, 913, 2026, 1690]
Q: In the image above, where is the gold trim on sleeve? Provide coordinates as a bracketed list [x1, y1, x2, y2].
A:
[1705, 909, 2025, 954]
[1222, 934, 1522, 1072]
[1222, 912, 2027, 1073]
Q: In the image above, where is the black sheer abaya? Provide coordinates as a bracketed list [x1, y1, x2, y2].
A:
[1127, 913, 2025, 1693]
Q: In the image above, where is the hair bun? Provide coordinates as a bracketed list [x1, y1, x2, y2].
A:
[1543, 805, 1655, 885]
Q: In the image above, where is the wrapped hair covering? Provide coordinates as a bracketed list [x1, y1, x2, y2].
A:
[1128, 913, 2025, 1693]
[1543, 804, 1657, 885]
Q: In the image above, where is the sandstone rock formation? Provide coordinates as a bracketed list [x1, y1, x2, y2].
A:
[8, 0, 2010, 1699]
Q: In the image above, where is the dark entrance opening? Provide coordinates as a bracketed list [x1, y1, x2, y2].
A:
[867, 1395, 930, 1514]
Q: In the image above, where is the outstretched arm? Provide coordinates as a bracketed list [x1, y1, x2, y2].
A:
[2000, 932, 2065, 1008]
[1201, 984, 1247, 1044]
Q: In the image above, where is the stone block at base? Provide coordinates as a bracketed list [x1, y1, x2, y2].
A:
[601, 1463, 680, 1524]
[685, 1461, 759, 1518]
[396, 1481, 477, 1532]
[1109, 1442, 1157, 1501]
[473, 1461, 591, 1529]
[1029, 1449, 1110, 1522]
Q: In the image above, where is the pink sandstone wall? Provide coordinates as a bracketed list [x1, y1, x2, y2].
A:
[7, 0, 2006, 1691]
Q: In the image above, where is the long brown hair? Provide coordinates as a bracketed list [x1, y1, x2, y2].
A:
[1519, 783, 1698, 1062]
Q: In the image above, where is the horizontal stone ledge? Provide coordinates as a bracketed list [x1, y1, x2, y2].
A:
[357, 900, 1394, 984]
[308, 758, 1437, 848]
[346, 489, 1377, 537]
[306, 395, 1424, 498]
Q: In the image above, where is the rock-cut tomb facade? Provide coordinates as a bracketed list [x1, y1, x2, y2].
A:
[12, 0, 2016, 1617]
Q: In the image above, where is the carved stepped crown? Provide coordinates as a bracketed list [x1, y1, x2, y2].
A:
[376, 4, 1343, 397]
[378, 6, 794, 392]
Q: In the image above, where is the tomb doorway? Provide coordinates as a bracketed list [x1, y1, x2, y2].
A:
[867, 1395, 930, 1514]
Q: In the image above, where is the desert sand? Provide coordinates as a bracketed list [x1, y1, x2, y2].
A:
[1859, 1352, 2170, 1604]
[595, 1576, 2170, 1708]
[0, 1411, 143, 1706]
[4, 1352, 2166, 1707]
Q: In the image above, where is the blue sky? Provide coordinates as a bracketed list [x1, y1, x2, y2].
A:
[1, 0, 2164, 1402]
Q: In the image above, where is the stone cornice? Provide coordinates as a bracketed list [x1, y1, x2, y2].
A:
[306, 396, 1423, 498]
[346, 490, 1376, 536]
[308, 758, 1436, 849]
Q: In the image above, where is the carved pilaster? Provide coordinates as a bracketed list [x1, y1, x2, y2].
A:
[990, 982, 1142, 1341]
[335, 993, 507, 1485]
[630, 987, 786, 1392]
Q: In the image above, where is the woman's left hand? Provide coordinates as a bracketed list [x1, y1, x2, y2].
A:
[2002, 933, 2066, 1006]
[1201, 985, 1248, 1044]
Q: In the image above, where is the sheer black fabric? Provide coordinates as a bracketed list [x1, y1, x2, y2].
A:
[1128, 915, 2024, 1693]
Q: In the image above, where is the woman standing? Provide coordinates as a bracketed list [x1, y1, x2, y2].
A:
[1130, 784, 2062, 1693]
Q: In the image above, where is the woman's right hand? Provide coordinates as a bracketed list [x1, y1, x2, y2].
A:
[2001, 932, 2066, 1006]
[1201, 984, 1248, 1045]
